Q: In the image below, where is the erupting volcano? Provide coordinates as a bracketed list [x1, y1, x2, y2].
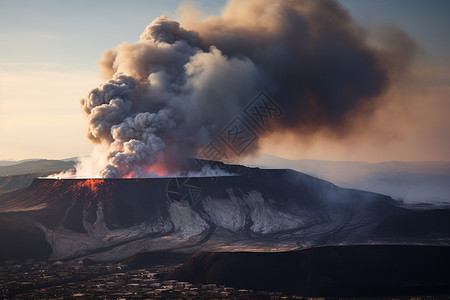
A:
[61, 0, 416, 179]
[2, 0, 449, 298]
[1, 162, 450, 264]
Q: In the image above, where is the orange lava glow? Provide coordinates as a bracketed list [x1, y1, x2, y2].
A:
[123, 162, 169, 178]
[123, 171, 135, 179]
[74, 179, 104, 193]
[145, 162, 167, 177]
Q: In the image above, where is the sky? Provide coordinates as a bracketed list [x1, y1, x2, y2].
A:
[0, 0, 449, 162]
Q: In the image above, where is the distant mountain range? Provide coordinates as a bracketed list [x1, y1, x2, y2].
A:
[0, 159, 40, 167]
[243, 153, 450, 204]
[0, 157, 77, 168]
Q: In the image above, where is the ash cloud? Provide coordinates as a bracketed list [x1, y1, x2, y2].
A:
[80, 0, 415, 178]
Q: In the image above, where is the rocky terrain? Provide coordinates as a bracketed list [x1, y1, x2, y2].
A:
[165, 245, 450, 297]
[1, 163, 449, 264]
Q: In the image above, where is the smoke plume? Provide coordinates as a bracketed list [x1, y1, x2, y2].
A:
[80, 0, 415, 178]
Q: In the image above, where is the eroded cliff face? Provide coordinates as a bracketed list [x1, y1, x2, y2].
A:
[0, 164, 447, 263]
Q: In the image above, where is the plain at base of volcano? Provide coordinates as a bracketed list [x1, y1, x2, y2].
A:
[163, 244, 450, 297]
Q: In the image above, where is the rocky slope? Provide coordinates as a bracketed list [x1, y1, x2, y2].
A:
[0, 163, 449, 263]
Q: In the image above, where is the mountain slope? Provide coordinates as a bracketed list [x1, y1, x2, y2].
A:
[0, 172, 60, 195]
[0, 163, 449, 263]
[0, 159, 75, 177]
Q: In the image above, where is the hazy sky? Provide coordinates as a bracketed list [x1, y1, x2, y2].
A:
[0, 0, 449, 162]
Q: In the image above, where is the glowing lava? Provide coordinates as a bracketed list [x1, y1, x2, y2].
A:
[123, 162, 169, 178]
[73, 179, 105, 194]
[144, 162, 167, 177]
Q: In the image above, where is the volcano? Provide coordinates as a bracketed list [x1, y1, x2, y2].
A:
[1, 163, 450, 263]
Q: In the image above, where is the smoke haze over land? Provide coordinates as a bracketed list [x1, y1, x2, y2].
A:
[78, 0, 415, 178]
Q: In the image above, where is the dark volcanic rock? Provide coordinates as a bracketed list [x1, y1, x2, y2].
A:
[0, 163, 449, 262]
[0, 215, 52, 264]
[374, 209, 450, 237]
[165, 245, 450, 297]
[121, 251, 191, 268]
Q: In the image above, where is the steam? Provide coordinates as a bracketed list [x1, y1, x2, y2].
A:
[77, 0, 415, 178]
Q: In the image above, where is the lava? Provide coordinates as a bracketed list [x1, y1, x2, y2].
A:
[123, 171, 135, 179]
[123, 162, 170, 178]
[73, 179, 105, 194]
[144, 162, 167, 177]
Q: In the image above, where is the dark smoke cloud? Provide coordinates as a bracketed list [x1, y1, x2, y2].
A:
[81, 0, 415, 178]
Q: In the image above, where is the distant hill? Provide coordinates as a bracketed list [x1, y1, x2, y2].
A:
[0, 159, 41, 167]
[0, 159, 76, 177]
[0, 161, 19, 167]
[243, 154, 450, 203]
[0, 157, 78, 167]
[0, 159, 77, 194]
[0, 172, 60, 195]
[61, 157, 79, 162]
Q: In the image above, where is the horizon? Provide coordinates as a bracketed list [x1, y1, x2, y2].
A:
[2, 153, 450, 164]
